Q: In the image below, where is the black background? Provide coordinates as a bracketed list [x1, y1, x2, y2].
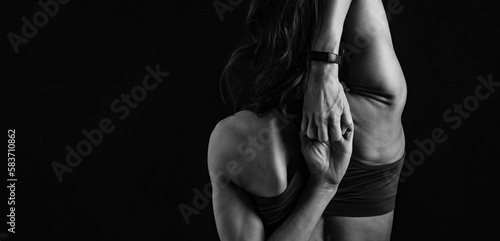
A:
[2, 0, 499, 240]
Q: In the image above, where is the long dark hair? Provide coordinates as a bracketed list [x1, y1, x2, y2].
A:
[221, 0, 319, 116]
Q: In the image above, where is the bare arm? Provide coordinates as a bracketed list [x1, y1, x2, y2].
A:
[210, 170, 337, 241]
[208, 120, 353, 241]
[312, 0, 353, 53]
[302, 0, 354, 143]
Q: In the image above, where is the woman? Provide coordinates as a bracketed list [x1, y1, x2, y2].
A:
[208, 0, 407, 240]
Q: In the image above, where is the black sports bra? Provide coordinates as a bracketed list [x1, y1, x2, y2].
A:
[248, 162, 308, 237]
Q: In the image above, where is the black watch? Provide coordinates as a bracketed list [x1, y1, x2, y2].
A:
[307, 51, 342, 65]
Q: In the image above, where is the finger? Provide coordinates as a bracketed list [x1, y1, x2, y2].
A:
[299, 130, 310, 153]
[306, 115, 318, 140]
[343, 122, 354, 141]
[317, 116, 329, 143]
[301, 114, 309, 133]
[328, 121, 337, 144]
[331, 114, 342, 142]
[341, 106, 354, 135]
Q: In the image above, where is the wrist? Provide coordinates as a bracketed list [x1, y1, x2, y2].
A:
[308, 176, 339, 194]
[309, 61, 340, 83]
[311, 33, 341, 53]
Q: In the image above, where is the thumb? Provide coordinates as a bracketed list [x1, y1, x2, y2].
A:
[342, 123, 354, 142]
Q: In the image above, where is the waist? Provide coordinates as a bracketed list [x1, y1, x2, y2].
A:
[322, 211, 395, 241]
[324, 153, 405, 217]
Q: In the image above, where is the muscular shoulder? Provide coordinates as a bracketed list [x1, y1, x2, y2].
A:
[207, 111, 257, 184]
[208, 111, 254, 155]
[208, 111, 295, 196]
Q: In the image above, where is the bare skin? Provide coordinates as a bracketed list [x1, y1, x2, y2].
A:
[208, 0, 407, 240]
[323, 0, 407, 238]
[208, 109, 353, 241]
[303, 0, 354, 143]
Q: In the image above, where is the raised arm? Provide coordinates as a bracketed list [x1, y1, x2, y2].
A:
[302, 0, 354, 143]
[208, 119, 353, 241]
